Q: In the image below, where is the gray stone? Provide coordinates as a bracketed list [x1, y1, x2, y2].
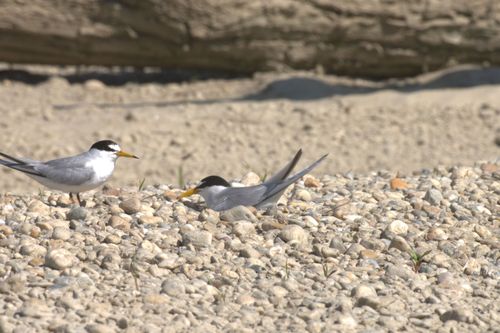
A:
[385, 264, 414, 280]
[355, 296, 381, 310]
[329, 237, 347, 252]
[424, 189, 443, 206]
[85, 324, 115, 333]
[161, 278, 186, 297]
[440, 308, 474, 323]
[67, 206, 88, 220]
[182, 230, 212, 248]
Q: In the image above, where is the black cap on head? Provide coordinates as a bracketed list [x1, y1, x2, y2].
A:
[90, 140, 120, 152]
[197, 176, 231, 189]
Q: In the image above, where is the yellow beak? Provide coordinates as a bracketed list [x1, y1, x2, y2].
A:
[116, 150, 139, 159]
[178, 188, 198, 199]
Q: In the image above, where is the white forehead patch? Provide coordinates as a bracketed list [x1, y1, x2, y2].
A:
[109, 143, 121, 151]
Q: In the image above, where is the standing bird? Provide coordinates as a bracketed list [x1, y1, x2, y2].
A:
[0, 140, 139, 205]
[179, 149, 327, 211]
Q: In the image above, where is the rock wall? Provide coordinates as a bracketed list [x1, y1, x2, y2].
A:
[1, 0, 500, 78]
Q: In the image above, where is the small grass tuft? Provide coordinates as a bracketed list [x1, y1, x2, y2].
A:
[322, 260, 336, 278]
[284, 257, 290, 280]
[259, 170, 268, 182]
[214, 289, 227, 304]
[409, 248, 432, 273]
[178, 165, 185, 188]
[137, 177, 146, 191]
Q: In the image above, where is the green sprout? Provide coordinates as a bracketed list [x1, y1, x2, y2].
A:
[284, 257, 290, 280]
[178, 165, 185, 188]
[409, 248, 432, 273]
[322, 260, 335, 278]
[259, 170, 268, 182]
[138, 177, 146, 191]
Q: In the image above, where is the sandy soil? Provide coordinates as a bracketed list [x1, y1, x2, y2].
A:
[0, 64, 498, 193]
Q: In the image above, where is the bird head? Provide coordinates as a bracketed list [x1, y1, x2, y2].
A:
[178, 175, 231, 199]
[89, 140, 139, 160]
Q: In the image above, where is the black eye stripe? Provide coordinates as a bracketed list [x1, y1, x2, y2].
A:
[197, 176, 231, 189]
[90, 140, 119, 152]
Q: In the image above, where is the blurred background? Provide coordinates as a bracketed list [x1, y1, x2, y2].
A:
[0, 0, 499, 193]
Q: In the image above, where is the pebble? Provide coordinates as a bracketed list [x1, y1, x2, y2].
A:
[0, 225, 13, 237]
[390, 178, 409, 190]
[351, 285, 377, 298]
[138, 215, 163, 225]
[231, 221, 256, 237]
[426, 227, 447, 240]
[345, 243, 365, 257]
[52, 227, 71, 240]
[302, 215, 319, 227]
[239, 247, 260, 259]
[389, 236, 412, 253]
[295, 189, 312, 202]
[237, 293, 255, 305]
[360, 249, 379, 259]
[304, 175, 321, 188]
[333, 203, 352, 219]
[424, 189, 443, 206]
[182, 230, 212, 248]
[329, 237, 347, 252]
[474, 224, 492, 238]
[0, 159, 496, 331]
[28, 200, 50, 215]
[385, 264, 414, 280]
[45, 249, 75, 270]
[440, 308, 474, 323]
[220, 206, 257, 222]
[463, 259, 481, 275]
[161, 279, 186, 297]
[337, 314, 357, 328]
[119, 197, 142, 214]
[66, 206, 87, 220]
[85, 324, 115, 333]
[20, 244, 47, 257]
[108, 215, 131, 231]
[279, 225, 308, 245]
[386, 220, 408, 235]
[271, 285, 288, 298]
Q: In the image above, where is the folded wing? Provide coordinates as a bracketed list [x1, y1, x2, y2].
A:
[265, 149, 302, 184]
[258, 153, 328, 205]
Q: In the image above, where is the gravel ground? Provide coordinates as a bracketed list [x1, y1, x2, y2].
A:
[0, 160, 498, 332]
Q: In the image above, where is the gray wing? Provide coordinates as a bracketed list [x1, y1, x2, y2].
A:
[258, 153, 328, 205]
[212, 185, 268, 211]
[265, 149, 302, 184]
[0, 151, 94, 185]
[0, 152, 46, 177]
[34, 153, 94, 186]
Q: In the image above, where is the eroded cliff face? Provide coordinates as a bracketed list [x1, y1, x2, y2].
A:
[1, 0, 500, 78]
